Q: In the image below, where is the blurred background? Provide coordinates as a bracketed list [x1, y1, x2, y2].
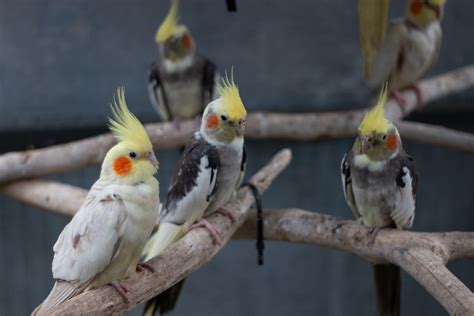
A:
[0, 0, 473, 315]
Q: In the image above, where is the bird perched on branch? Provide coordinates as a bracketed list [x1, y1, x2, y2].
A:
[142, 71, 247, 316]
[341, 86, 418, 316]
[366, 0, 445, 112]
[148, 0, 218, 125]
[32, 88, 160, 315]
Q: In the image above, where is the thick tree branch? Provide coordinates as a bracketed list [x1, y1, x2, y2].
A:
[45, 149, 292, 315]
[4, 179, 474, 314]
[234, 208, 474, 315]
[0, 65, 472, 184]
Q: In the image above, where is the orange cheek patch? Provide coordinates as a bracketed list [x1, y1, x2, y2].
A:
[385, 134, 399, 151]
[206, 114, 219, 129]
[181, 35, 192, 48]
[113, 156, 132, 176]
[410, 1, 423, 15]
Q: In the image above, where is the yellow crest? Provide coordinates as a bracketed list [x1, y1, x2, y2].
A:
[155, 0, 184, 43]
[109, 87, 153, 151]
[216, 70, 247, 120]
[359, 85, 390, 135]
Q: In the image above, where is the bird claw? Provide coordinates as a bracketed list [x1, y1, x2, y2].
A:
[408, 83, 424, 111]
[110, 281, 131, 304]
[390, 90, 408, 115]
[216, 207, 237, 224]
[173, 116, 182, 130]
[188, 218, 223, 246]
[136, 262, 156, 273]
[367, 227, 381, 247]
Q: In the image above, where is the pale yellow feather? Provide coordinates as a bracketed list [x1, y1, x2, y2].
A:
[359, 84, 390, 135]
[216, 70, 247, 120]
[108, 87, 152, 152]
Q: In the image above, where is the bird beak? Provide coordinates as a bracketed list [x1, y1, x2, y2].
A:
[360, 136, 371, 153]
[233, 119, 246, 137]
[148, 152, 159, 170]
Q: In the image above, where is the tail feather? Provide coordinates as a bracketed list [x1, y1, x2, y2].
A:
[143, 222, 184, 261]
[143, 280, 185, 316]
[373, 264, 401, 316]
[32, 280, 84, 315]
[142, 222, 185, 316]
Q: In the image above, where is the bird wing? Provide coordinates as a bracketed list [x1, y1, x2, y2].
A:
[369, 20, 407, 87]
[148, 62, 171, 121]
[341, 150, 361, 219]
[202, 59, 219, 110]
[52, 180, 128, 283]
[161, 134, 220, 226]
[391, 153, 418, 230]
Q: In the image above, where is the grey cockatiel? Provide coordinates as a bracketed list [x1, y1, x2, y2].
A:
[369, 0, 446, 111]
[32, 88, 160, 315]
[341, 88, 418, 316]
[148, 0, 218, 123]
[141, 73, 247, 316]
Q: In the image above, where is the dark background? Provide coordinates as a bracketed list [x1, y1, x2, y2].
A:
[0, 1, 473, 315]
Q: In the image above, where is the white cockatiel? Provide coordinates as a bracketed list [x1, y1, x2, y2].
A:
[148, 0, 218, 123]
[369, 0, 446, 111]
[33, 88, 160, 315]
[141, 72, 247, 316]
[341, 87, 418, 316]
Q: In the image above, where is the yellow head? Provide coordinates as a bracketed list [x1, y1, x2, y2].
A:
[355, 85, 401, 160]
[155, 0, 188, 43]
[102, 87, 159, 183]
[201, 71, 247, 144]
[407, 0, 446, 26]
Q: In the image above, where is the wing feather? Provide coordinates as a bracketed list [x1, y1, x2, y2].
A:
[148, 62, 171, 121]
[52, 181, 128, 283]
[369, 20, 407, 87]
[341, 151, 361, 219]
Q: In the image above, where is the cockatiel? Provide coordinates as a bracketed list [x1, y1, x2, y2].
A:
[369, 0, 445, 111]
[341, 87, 418, 316]
[32, 88, 160, 315]
[142, 72, 247, 316]
[148, 0, 218, 123]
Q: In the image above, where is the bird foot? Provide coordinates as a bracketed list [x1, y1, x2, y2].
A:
[367, 227, 381, 247]
[188, 218, 223, 246]
[216, 207, 237, 224]
[408, 83, 424, 111]
[390, 90, 408, 115]
[173, 116, 182, 130]
[136, 262, 156, 273]
[110, 281, 131, 304]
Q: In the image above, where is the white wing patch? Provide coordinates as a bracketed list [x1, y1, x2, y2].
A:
[391, 166, 415, 229]
[163, 155, 217, 228]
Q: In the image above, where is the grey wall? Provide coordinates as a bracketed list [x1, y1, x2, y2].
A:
[0, 1, 473, 315]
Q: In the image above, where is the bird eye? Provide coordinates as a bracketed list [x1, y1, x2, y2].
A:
[383, 134, 387, 140]
[220, 115, 228, 121]
[129, 152, 137, 159]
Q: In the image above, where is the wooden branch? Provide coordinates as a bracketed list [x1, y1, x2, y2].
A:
[397, 121, 474, 154]
[234, 208, 474, 315]
[5, 180, 474, 314]
[46, 149, 292, 315]
[1, 179, 86, 217]
[0, 65, 472, 184]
